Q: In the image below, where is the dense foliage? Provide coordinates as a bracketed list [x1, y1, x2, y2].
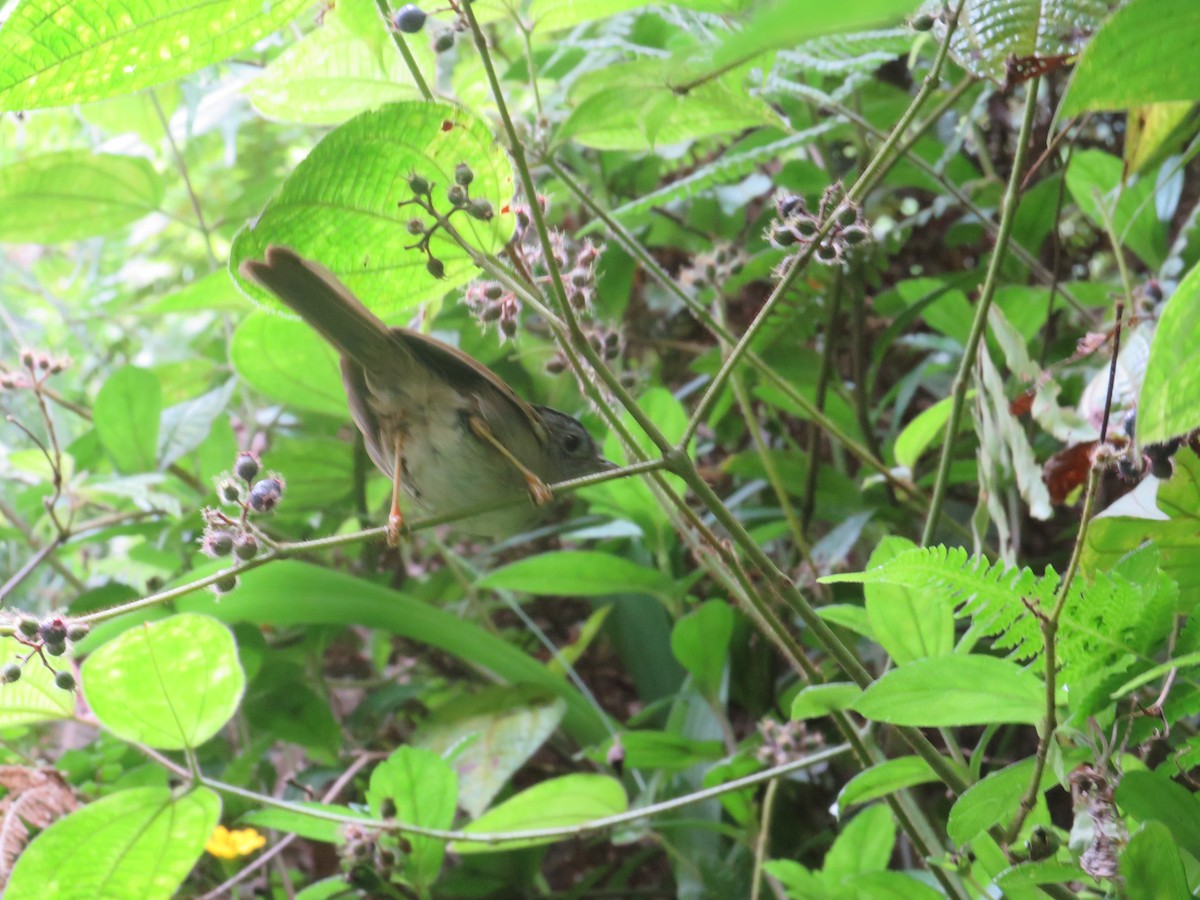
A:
[2, 0, 1200, 897]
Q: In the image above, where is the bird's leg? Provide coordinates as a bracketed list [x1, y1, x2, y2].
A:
[467, 414, 553, 506]
[387, 432, 405, 546]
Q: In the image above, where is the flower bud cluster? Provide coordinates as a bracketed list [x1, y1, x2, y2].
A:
[3, 613, 89, 691]
[0, 348, 72, 391]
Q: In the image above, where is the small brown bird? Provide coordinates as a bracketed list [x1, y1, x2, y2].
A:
[239, 246, 611, 541]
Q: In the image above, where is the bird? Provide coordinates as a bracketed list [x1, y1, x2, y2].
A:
[238, 246, 612, 542]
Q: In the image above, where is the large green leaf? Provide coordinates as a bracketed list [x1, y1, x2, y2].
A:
[929, 0, 1113, 86]
[245, 0, 435, 125]
[368, 747, 457, 892]
[230, 311, 347, 418]
[453, 774, 627, 853]
[1065, 149, 1168, 268]
[0, 152, 163, 242]
[1061, 0, 1200, 114]
[164, 561, 605, 743]
[478, 550, 675, 599]
[670, 599, 734, 699]
[0, 0, 311, 110]
[837, 757, 943, 811]
[559, 60, 778, 151]
[4, 787, 219, 899]
[0, 637, 75, 728]
[413, 686, 566, 818]
[1138, 261, 1200, 444]
[863, 536, 954, 665]
[83, 613, 245, 750]
[93, 366, 163, 474]
[854, 655, 1043, 726]
[1120, 821, 1191, 900]
[948, 758, 1035, 843]
[231, 101, 516, 317]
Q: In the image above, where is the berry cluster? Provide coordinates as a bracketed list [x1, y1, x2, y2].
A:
[203, 452, 285, 594]
[0, 348, 72, 391]
[462, 197, 616, 367]
[3, 614, 89, 692]
[767, 185, 869, 268]
[391, 3, 459, 54]
[756, 718, 823, 767]
[400, 163, 495, 281]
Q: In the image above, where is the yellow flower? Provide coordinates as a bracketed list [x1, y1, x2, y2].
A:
[206, 825, 267, 860]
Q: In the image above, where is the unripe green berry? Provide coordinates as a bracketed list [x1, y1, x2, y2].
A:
[911, 12, 936, 30]
[213, 573, 238, 594]
[406, 218, 426, 235]
[45, 640, 68, 657]
[18, 616, 39, 638]
[2, 663, 21, 683]
[207, 530, 235, 557]
[408, 173, 430, 196]
[454, 163, 474, 186]
[66, 623, 90, 642]
[426, 258, 446, 280]
[447, 184, 467, 207]
[434, 32, 454, 52]
[54, 670, 76, 691]
[218, 479, 243, 504]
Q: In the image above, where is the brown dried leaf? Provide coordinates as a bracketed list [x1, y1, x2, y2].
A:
[0, 766, 78, 884]
[1042, 441, 1098, 505]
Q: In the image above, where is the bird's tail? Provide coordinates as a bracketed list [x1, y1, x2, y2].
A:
[239, 246, 401, 372]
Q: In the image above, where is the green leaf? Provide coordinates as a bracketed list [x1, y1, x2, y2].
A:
[1139, 261, 1200, 444]
[702, 0, 915, 76]
[790, 682, 862, 720]
[230, 311, 347, 418]
[670, 599, 734, 698]
[0, 637, 75, 727]
[157, 379, 236, 469]
[596, 730, 725, 771]
[948, 758, 1034, 844]
[479, 550, 673, 598]
[0, 152, 163, 242]
[83, 613, 245, 750]
[245, 0, 435, 125]
[530, 0, 739, 33]
[368, 747, 457, 891]
[1065, 149, 1167, 268]
[1120, 821, 1191, 900]
[263, 436, 355, 510]
[824, 804, 894, 878]
[93, 366, 163, 474]
[864, 537, 954, 664]
[413, 686, 566, 818]
[453, 774, 626, 853]
[560, 60, 778, 151]
[994, 860, 1089, 889]
[837, 757, 942, 811]
[854, 655, 1043, 726]
[4, 786, 219, 899]
[893, 394, 970, 471]
[817, 604, 876, 641]
[231, 101, 515, 316]
[1061, 0, 1200, 115]
[172, 561, 604, 744]
[0, 0, 311, 110]
[931, 0, 1111, 86]
[1115, 771, 1200, 860]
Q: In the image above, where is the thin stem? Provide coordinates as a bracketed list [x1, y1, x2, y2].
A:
[750, 778, 780, 900]
[375, 0, 433, 100]
[801, 271, 842, 532]
[151, 91, 217, 268]
[195, 743, 851, 845]
[920, 76, 1042, 545]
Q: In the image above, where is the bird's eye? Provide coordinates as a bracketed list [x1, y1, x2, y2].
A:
[562, 432, 582, 454]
